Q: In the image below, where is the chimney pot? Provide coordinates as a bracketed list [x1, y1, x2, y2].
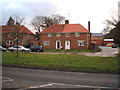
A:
[65, 20, 69, 24]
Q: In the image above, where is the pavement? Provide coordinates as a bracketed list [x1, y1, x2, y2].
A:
[81, 46, 118, 57]
[37, 46, 118, 57]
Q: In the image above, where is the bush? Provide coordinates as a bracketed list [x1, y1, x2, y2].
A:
[90, 43, 102, 52]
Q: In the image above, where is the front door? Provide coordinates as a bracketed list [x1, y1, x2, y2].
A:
[56, 40, 61, 49]
[65, 40, 70, 49]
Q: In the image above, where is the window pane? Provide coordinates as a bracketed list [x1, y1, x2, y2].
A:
[77, 40, 85, 46]
[75, 33, 80, 37]
[56, 33, 61, 37]
[43, 41, 49, 46]
[48, 34, 52, 37]
[66, 33, 70, 37]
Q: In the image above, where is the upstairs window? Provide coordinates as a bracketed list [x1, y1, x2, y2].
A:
[77, 40, 85, 46]
[48, 34, 52, 37]
[8, 33, 13, 37]
[56, 33, 61, 37]
[66, 33, 70, 37]
[75, 33, 80, 37]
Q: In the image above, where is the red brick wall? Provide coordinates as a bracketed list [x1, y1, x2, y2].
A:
[40, 33, 90, 50]
[91, 36, 104, 46]
[2, 33, 35, 47]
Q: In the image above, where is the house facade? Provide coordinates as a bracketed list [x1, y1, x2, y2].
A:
[40, 20, 91, 50]
[91, 33, 104, 46]
[1, 17, 37, 47]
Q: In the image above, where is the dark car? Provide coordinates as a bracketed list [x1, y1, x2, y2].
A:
[112, 43, 118, 48]
[0, 46, 7, 52]
[30, 46, 44, 52]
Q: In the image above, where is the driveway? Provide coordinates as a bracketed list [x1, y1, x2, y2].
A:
[80, 46, 118, 57]
[32, 46, 118, 57]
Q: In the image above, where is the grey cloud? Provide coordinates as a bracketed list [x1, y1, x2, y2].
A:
[1, 0, 59, 25]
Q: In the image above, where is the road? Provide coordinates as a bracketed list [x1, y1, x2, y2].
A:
[2, 67, 119, 89]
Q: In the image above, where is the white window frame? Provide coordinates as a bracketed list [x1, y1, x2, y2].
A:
[75, 33, 80, 37]
[56, 33, 61, 37]
[48, 33, 52, 37]
[6, 40, 14, 45]
[77, 40, 85, 46]
[43, 41, 49, 46]
[27, 34, 30, 37]
[8, 33, 13, 37]
[66, 33, 70, 37]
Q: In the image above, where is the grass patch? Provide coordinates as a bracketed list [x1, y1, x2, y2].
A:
[44, 49, 92, 53]
[2, 52, 119, 73]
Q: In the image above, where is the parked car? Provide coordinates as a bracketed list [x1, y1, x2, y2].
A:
[8, 45, 31, 52]
[106, 43, 113, 47]
[106, 43, 118, 48]
[0, 46, 6, 52]
[30, 45, 44, 52]
[112, 43, 118, 48]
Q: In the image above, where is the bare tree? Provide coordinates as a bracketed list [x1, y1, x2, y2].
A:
[103, 10, 120, 55]
[13, 13, 25, 24]
[12, 13, 25, 57]
[31, 14, 65, 33]
[50, 14, 65, 24]
[102, 11, 119, 34]
[31, 16, 46, 33]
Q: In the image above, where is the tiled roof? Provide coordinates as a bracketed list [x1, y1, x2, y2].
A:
[1, 25, 33, 34]
[40, 24, 89, 33]
[91, 33, 103, 36]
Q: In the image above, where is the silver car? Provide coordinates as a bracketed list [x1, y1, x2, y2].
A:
[8, 45, 31, 52]
[0, 46, 6, 52]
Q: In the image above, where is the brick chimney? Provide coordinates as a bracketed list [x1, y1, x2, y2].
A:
[88, 21, 91, 49]
[65, 20, 69, 24]
[88, 21, 90, 31]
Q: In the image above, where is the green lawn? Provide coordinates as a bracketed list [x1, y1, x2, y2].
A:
[2, 52, 119, 73]
[44, 49, 92, 53]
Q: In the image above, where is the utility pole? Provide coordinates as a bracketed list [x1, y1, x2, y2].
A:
[16, 22, 20, 57]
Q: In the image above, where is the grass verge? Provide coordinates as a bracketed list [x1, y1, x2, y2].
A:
[44, 49, 92, 53]
[2, 52, 119, 74]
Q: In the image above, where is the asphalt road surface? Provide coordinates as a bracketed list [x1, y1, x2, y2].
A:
[2, 67, 119, 90]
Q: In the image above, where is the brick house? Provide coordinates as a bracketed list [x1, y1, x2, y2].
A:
[91, 33, 104, 46]
[40, 20, 91, 50]
[1, 17, 37, 47]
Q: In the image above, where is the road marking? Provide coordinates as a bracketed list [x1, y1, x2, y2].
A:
[2, 77, 13, 82]
[27, 82, 119, 89]
[29, 83, 53, 88]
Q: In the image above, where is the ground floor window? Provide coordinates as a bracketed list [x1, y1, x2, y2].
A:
[6, 40, 14, 46]
[43, 41, 49, 46]
[77, 40, 85, 46]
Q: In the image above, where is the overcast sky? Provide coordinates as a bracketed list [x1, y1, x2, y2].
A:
[1, 0, 119, 33]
